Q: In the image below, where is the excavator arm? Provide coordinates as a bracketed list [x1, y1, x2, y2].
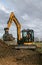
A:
[6, 12, 21, 42]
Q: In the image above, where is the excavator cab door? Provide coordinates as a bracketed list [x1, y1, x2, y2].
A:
[22, 30, 28, 42]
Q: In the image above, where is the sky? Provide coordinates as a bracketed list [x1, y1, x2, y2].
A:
[0, 0, 42, 41]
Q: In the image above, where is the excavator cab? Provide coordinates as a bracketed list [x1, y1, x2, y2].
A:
[21, 29, 34, 45]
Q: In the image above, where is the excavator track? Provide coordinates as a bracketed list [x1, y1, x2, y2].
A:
[14, 45, 37, 50]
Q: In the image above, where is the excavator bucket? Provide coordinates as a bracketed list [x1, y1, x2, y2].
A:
[3, 28, 15, 41]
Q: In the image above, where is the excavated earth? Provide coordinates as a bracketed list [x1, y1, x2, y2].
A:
[0, 39, 42, 65]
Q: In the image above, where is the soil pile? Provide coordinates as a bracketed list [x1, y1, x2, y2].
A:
[0, 39, 42, 65]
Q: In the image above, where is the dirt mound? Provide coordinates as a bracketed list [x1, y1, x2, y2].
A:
[0, 39, 42, 65]
[0, 39, 8, 48]
[0, 49, 42, 65]
[0, 39, 8, 57]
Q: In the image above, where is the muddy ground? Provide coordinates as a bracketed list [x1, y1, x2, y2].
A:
[0, 39, 42, 65]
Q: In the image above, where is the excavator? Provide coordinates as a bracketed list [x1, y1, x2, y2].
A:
[3, 12, 36, 49]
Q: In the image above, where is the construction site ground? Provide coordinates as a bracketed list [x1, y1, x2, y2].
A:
[0, 39, 42, 65]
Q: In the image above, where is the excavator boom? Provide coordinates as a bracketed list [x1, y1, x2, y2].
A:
[7, 12, 21, 41]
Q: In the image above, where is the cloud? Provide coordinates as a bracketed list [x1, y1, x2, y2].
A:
[0, 3, 16, 14]
[23, 24, 36, 28]
[21, 14, 30, 21]
[0, 3, 9, 13]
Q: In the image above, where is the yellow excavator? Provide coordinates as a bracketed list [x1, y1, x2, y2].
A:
[3, 12, 36, 49]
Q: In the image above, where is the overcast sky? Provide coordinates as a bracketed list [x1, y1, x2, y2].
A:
[0, 0, 42, 40]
